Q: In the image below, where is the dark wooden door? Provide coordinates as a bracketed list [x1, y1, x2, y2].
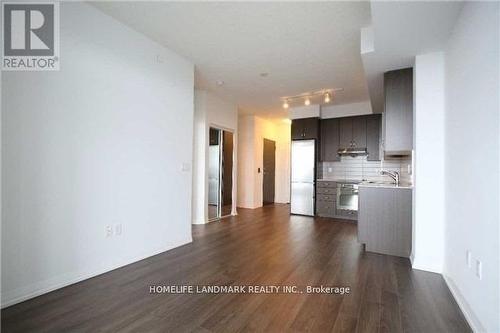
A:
[262, 139, 276, 205]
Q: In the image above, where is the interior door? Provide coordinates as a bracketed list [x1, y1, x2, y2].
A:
[208, 128, 221, 220]
[263, 138, 276, 205]
[221, 131, 233, 216]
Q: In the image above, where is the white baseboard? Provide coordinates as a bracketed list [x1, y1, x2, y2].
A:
[411, 259, 442, 274]
[192, 218, 206, 225]
[1, 237, 192, 308]
[443, 274, 485, 332]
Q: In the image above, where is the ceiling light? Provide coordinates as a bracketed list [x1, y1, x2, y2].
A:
[324, 92, 331, 103]
[280, 88, 342, 108]
[216, 80, 224, 86]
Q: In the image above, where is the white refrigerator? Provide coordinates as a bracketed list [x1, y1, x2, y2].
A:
[290, 140, 315, 216]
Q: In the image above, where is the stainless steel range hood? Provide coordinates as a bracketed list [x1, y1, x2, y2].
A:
[337, 147, 368, 156]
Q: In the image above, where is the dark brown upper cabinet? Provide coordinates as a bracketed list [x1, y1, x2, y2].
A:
[339, 116, 367, 149]
[319, 114, 381, 162]
[384, 68, 413, 154]
[320, 118, 340, 161]
[291, 118, 319, 140]
[339, 117, 353, 148]
[366, 114, 381, 161]
[352, 117, 367, 148]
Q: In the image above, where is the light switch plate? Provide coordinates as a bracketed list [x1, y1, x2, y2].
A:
[466, 250, 472, 268]
[106, 225, 113, 237]
[115, 224, 122, 236]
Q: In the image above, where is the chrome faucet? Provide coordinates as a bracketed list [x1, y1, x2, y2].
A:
[381, 170, 400, 186]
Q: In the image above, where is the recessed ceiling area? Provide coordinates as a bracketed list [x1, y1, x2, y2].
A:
[362, 1, 464, 114]
[91, 2, 371, 118]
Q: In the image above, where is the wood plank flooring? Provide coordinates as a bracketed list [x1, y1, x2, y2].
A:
[1, 204, 470, 332]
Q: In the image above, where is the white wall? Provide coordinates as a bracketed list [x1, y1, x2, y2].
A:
[1, 3, 194, 307]
[192, 90, 238, 224]
[320, 101, 373, 119]
[443, 3, 499, 331]
[192, 91, 208, 223]
[237, 116, 291, 208]
[412, 52, 446, 273]
[288, 105, 320, 119]
[237, 115, 256, 208]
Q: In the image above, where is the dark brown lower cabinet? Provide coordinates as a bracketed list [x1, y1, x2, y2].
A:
[316, 181, 357, 221]
[358, 186, 412, 257]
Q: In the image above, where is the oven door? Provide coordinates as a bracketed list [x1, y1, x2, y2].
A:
[336, 184, 359, 211]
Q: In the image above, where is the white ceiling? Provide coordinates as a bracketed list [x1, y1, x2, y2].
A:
[91, 1, 372, 118]
[362, 1, 464, 114]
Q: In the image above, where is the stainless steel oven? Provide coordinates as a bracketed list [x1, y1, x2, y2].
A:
[336, 183, 359, 211]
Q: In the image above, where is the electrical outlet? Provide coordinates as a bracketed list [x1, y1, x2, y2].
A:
[475, 260, 482, 280]
[106, 225, 113, 237]
[328, 167, 332, 173]
[115, 224, 122, 236]
[466, 250, 472, 268]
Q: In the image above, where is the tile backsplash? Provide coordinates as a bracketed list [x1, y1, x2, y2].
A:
[319, 154, 413, 184]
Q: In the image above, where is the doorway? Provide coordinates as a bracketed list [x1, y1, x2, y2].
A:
[263, 138, 276, 205]
[221, 131, 233, 216]
[208, 127, 234, 221]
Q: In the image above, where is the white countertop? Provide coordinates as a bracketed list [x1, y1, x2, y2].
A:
[317, 178, 360, 183]
[317, 178, 413, 189]
[358, 181, 413, 189]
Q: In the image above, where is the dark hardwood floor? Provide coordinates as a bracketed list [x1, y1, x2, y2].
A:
[2, 204, 470, 332]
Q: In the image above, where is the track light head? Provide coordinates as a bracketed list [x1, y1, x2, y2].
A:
[324, 92, 331, 103]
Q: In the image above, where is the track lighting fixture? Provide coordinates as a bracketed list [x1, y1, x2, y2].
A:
[281, 88, 342, 109]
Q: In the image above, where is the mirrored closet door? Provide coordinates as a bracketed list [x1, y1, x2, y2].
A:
[208, 127, 233, 221]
